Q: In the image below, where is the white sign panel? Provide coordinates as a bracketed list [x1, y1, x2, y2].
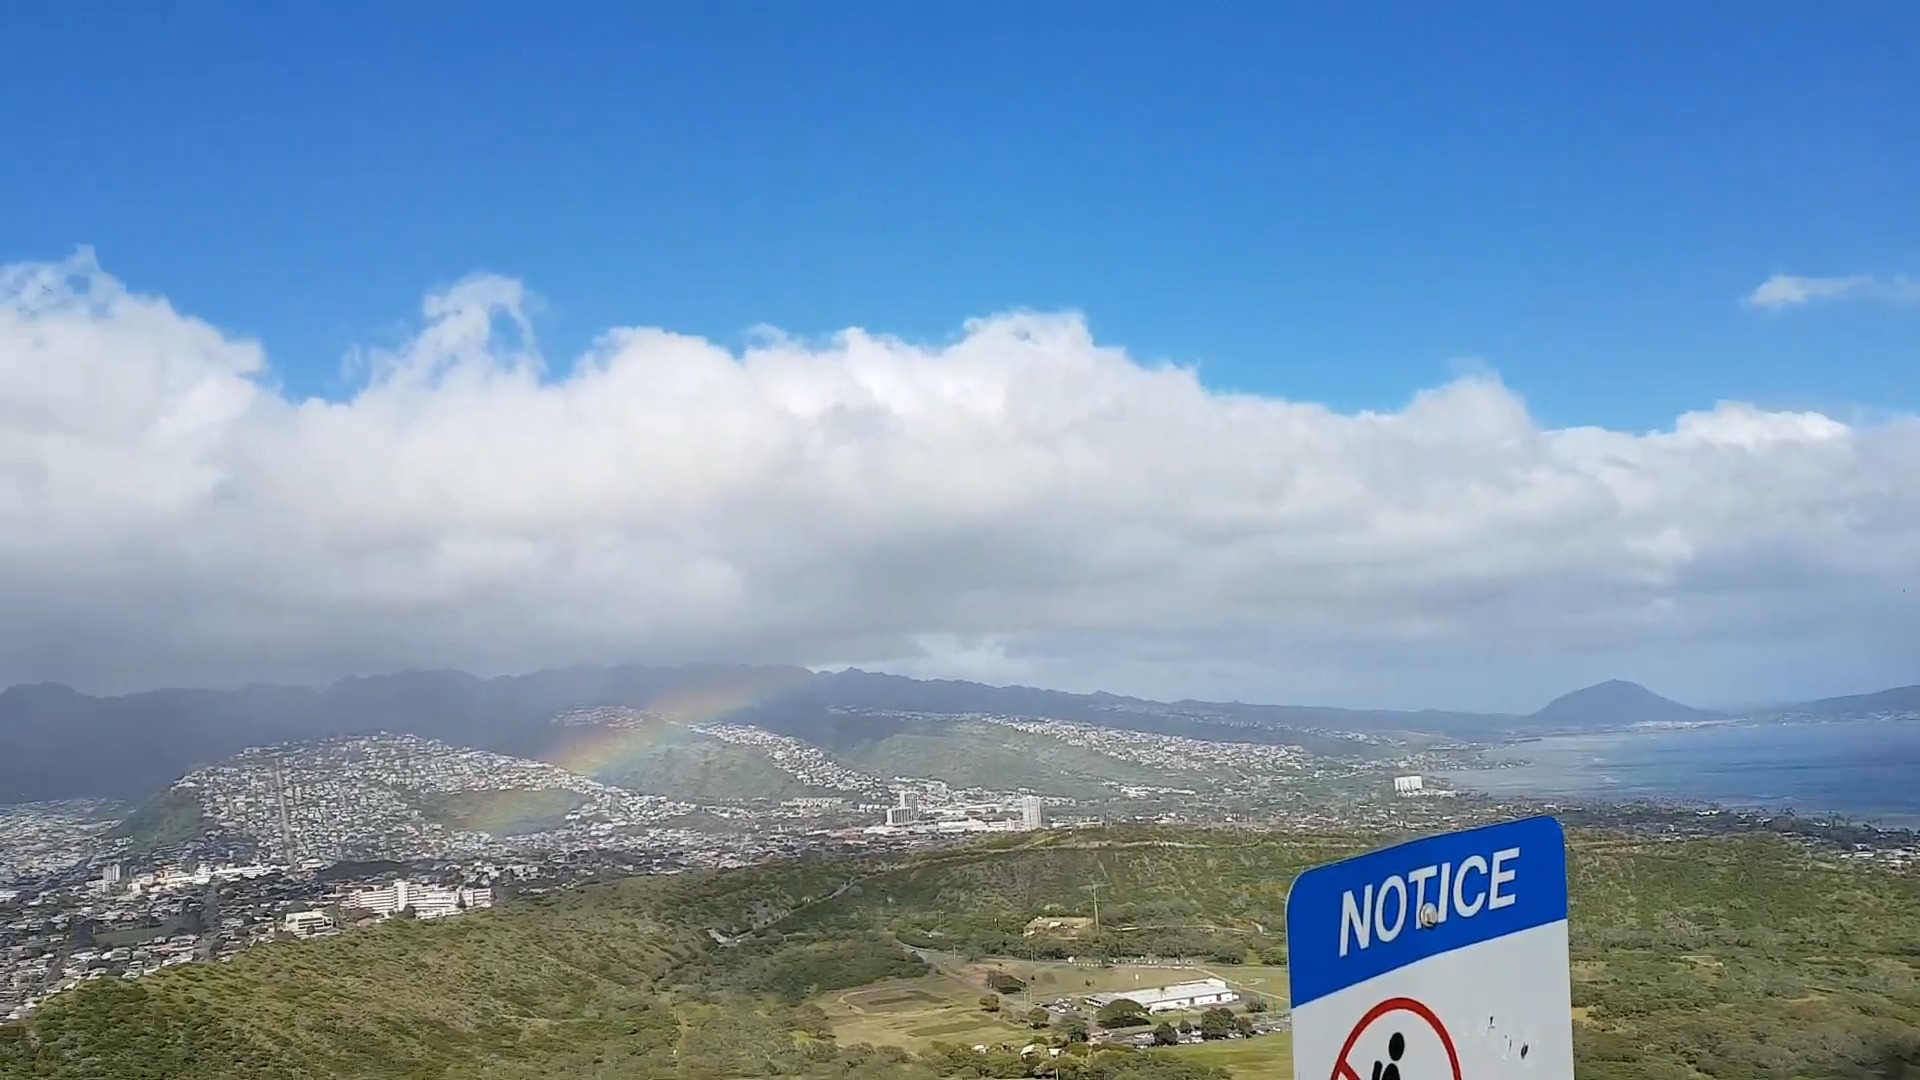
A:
[1287, 816, 1574, 1080]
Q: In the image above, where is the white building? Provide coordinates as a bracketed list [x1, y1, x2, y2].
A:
[884, 789, 921, 827]
[346, 881, 495, 919]
[1019, 795, 1047, 831]
[1393, 774, 1425, 795]
[282, 910, 334, 937]
[211, 864, 277, 881]
[144, 865, 214, 891]
[347, 880, 477, 919]
[410, 886, 462, 919]
[1087, 977, 1239, 1014]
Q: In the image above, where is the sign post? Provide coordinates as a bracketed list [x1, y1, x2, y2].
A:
[1287, 816, 1574, 1080]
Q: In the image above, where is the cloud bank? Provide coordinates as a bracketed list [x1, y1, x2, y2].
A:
[3, 251, 1917, 711]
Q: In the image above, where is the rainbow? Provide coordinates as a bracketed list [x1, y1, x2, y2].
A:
[545, 671, 813, 780]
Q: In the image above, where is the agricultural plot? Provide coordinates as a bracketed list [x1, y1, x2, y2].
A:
[821, 975, 1032, 1049]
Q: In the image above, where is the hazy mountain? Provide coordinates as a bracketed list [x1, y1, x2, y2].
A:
[748, 669, 1406, 755]
[1, 663, 1909, 803]
[1766, 684, 1920, 718]
[0, 681, 328, 808]
[1528, 679, 1715, 728]
[0, 664, 811, 804]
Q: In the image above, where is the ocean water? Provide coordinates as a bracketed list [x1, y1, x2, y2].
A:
[1440, 717, 1920, 827]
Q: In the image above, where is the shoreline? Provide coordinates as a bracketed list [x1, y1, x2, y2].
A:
[1436, 715, 1920, 846]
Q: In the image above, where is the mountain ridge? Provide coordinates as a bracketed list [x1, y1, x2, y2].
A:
[1, 664, 1910, 803]
[1765, 683, 1920, 718]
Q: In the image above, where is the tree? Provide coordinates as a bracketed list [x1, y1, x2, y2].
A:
[1152, 1022, 1179, 1046]
[979, 994, 1001, 1013]
[987, 970, 1028, 994]
[1026, 1007, 1052, 1029]
[1198, 1007, 1236, 1040]
[1244, 997, 1268, 1013]
[1095, 998, 1151, 1029]
[1058, 1015, 1090, 1043]
[982, 1048, 1026, 1076]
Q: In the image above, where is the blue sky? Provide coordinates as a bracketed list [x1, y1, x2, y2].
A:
[2, 4, 1919, 706]
[4, 3, 1914, 431]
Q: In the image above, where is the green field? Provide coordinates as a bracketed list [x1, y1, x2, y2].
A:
[818, 958, 1289, 1051]
[823, 975, 1030, 1048]
[5, 825, 1919, 1080]
[1163, 1033, 1293, 1074]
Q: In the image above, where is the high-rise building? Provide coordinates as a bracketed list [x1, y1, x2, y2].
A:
[885, 788, 921, 827]
[1019, 795, 1046, 831]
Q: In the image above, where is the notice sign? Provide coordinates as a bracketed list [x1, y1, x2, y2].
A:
[1287, 816, 1574, 1080]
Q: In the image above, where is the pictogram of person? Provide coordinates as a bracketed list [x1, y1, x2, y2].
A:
[1371, 1031, 1406, 1080]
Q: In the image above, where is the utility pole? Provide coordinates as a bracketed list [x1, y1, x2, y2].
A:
[1083, 883, 1106, 934]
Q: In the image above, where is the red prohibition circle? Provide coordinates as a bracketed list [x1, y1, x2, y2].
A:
[1327, 996, 1464, 1080]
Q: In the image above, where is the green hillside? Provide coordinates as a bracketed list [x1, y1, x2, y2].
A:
[0, 866, 878, 1080]
[5, 826, 1918, 1080]
[572, 716, 1233, 802]
[586, 727, 847, 801]
[107, 788, 214, 853]
[831, 721, 1203, 796]
[420, 788, 590, 835]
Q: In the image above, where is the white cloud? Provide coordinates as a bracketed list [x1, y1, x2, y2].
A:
[3, 250, 1919, 711]
[1745, 272, 1919, 309]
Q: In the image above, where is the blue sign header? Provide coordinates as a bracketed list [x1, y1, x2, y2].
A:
[1286, 815, 1568, 1007]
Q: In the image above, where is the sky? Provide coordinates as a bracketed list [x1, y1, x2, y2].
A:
[0, 4, 1916, 712]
